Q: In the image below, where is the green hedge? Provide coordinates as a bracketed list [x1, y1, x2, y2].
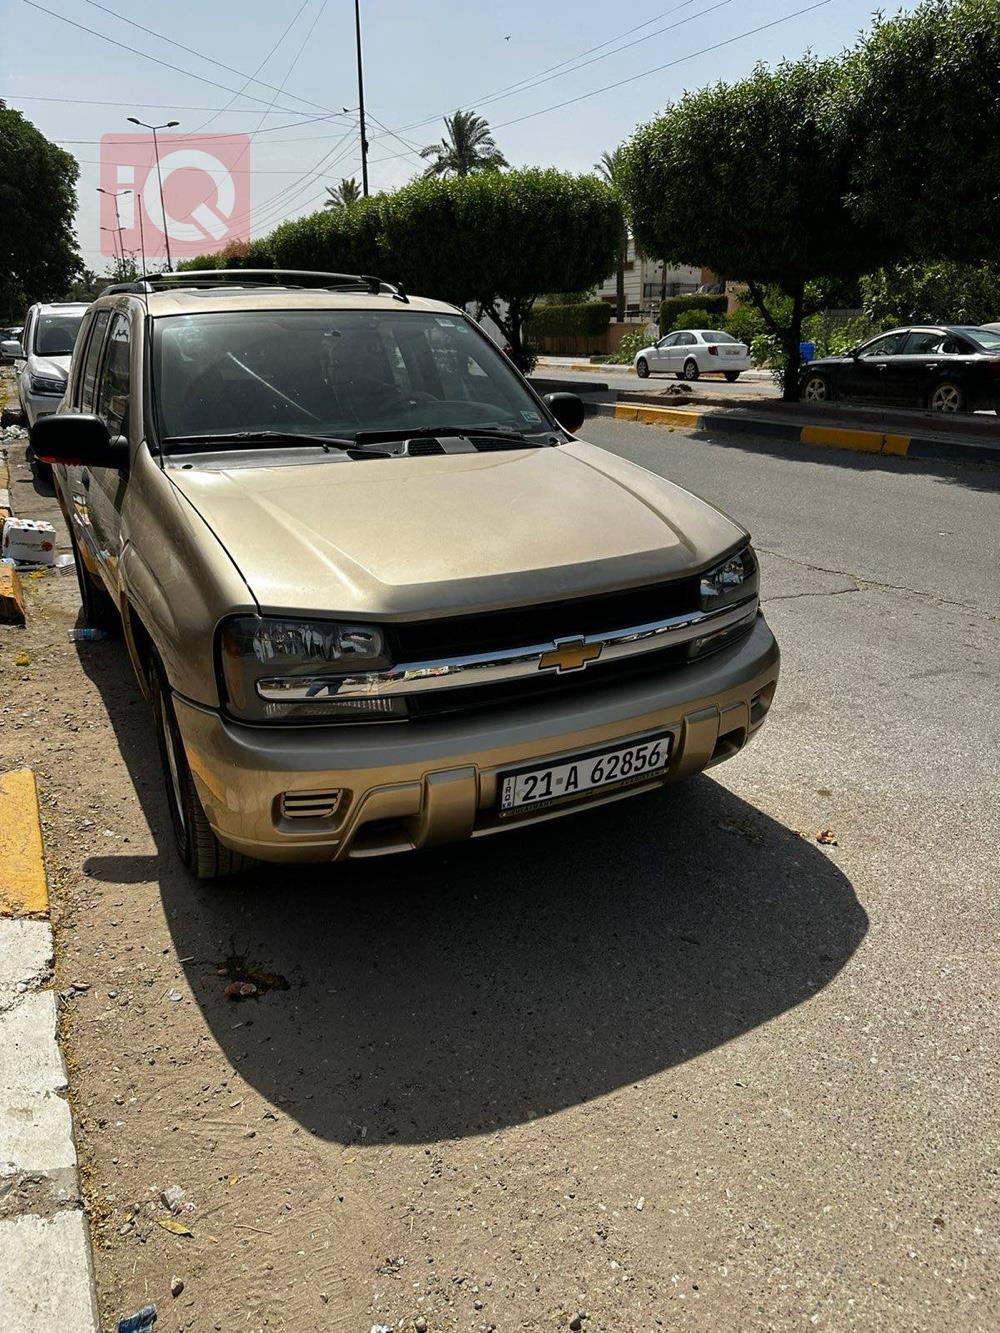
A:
[524, 301, 612, 338]
[659, 292, 727, 334]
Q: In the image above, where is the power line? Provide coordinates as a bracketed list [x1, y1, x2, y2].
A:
[367, 0, 834, 166]
[77, 0, 336, 119]
[52, 113, 352, 146]
[192, 2, 313, 134]
[20, 0, 330, 117]
[0, 94, 317, 114]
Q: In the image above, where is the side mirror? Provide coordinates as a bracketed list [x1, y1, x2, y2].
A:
[543, 391, 586, 434]
[1, 339, 24, 359]
[30, 414, 127, 467]
[847, 346, 860, 359]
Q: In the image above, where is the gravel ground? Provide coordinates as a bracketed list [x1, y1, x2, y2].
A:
[0, 400, 996, 1333]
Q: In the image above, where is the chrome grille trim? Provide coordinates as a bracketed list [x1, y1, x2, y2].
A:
[256, 599, 758, 703]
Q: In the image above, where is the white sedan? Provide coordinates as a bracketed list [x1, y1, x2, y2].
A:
[634, 328, 751, 382]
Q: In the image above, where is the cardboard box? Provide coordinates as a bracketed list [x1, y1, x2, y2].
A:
[1, 517, 57, 566]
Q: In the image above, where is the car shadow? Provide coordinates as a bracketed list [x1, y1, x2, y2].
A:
[76, 637, 868, 1147]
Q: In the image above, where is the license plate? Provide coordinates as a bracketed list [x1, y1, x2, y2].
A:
[499, 733, 672, 814]
[724, 347, 742, 356]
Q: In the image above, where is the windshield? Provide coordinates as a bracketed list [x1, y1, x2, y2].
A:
[959, 326, 1000, 351]
[33, 311, 85, 357]
[151, 309, 551, 444]
[701, 330, 737, 343]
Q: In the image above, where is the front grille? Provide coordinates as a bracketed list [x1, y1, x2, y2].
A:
[406, 641, 693, 720]
[392, 577, 701, 662]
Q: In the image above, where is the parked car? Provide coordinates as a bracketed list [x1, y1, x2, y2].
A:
[3, 302, 89, 428]
[799, 325, 1000, 413]
[32, 269, 779, 878]
[635, 329, 751, 382]
[0, 326, 23, 365]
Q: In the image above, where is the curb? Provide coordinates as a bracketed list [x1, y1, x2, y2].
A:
[0, 768, 100, 1333]
[588, 401, 1000, 466]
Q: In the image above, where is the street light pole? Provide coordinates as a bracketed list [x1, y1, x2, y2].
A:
[353, 0, 369, 196]
[98, 187, 132, 278]
[101, 225, 122, 280]
[127, 116, 180, 270]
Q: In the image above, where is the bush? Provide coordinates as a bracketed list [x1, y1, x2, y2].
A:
[607, 329, 649, 365]
[524, 301, 612, 339]
[750, 333, 781, 368]
[659, 292, 727, 334]
[267, 196, 384, 275]
[671, 306, 715, 331]
[724, 302, 765, 344]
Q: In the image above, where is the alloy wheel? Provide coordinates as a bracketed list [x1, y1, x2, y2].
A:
[930, 382, 962, 413]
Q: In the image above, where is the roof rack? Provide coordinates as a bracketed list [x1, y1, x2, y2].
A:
[98, 269, 409, 302]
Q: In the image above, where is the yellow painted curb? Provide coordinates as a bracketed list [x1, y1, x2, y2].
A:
[0, 769, 48, 917]
[614, 403, 701, 429]
[0, 562, 25, 626]
[801, 425, 911, 456]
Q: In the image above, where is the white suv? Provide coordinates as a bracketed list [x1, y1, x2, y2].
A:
[4, 302, 90, 428]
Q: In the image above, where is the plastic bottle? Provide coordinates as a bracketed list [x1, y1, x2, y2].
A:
[68, 628, 108, 642]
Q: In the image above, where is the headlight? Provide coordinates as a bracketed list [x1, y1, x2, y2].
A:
[219, 616, 406, 723]
[699, 545, 759, 611]
[29, 374, 66, 396]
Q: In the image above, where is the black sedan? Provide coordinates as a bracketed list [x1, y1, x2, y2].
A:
[799, 325, 1000, 413]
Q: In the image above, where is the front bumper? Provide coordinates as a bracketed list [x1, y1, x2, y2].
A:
[21, 387, 64, 429]
[172, 615, 779, 863]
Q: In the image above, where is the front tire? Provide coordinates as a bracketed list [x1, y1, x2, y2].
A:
[69, 531, 120, 631]
[801, 373, 832, 403]
[683, 358, 700, 382]
[150, 667, 251, 880]
[928, 380, 964, 413]
[724, 370, 740, 383]
[635, 357, 650, 379]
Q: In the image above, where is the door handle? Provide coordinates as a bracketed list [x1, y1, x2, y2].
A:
[925, 363, 938, 370]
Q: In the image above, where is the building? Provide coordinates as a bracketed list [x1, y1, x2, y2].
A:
[594, 239, 713, 320]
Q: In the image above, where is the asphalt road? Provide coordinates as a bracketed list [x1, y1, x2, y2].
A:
[1, 419, 997, 1332]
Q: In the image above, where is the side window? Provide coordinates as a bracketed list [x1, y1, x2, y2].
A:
[80, 311, 110, 411]
[679, 332, 696, 346]
[21, 311, 35, 356]
[902, 331, 946, 356]
[96, 314, 130, 438]
[658, 334, 678, 348]
[858, 331, 905, 359]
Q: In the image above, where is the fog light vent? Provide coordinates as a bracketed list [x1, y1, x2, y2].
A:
[279, 789, 343, 820]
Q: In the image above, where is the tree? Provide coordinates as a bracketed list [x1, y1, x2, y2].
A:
[595, 148, 628, 323]
[420, 110, 508, 178]
[862, 260, 1000, 327]
[324, 177, 362, 210]
[268, 196, 383, 275]
[379, 169, 622, 370]
[0, 102, 81, 320]
[620, 57, 891, 399]
[837, 0, 1000, 266]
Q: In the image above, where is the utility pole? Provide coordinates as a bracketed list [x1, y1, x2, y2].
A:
[127, 117, 180, 270]
[353, 0, 369, 196]
[101, 226, 123, 281]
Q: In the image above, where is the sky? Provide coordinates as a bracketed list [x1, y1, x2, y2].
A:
[4, 0, 917, 271]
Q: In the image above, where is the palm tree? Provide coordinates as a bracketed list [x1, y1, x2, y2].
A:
[420, 110, 509, 178]
[324, 177, 362, 210]
[595, 148, 629, 323]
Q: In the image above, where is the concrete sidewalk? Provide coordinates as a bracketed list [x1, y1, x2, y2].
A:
[0, 769, 99, 1333]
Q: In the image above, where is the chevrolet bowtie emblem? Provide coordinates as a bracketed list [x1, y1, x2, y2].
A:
[539, 637, 603, 673]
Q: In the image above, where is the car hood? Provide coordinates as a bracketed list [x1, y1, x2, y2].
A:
[167, 439, 746, 619]
[28, 354, 70, 379]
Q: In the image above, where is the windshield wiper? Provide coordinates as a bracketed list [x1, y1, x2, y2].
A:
[353, 425, 543, 448]
[163, 430, 359, 453]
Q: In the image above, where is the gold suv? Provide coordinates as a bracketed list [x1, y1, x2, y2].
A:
[33, 271, 779, 877]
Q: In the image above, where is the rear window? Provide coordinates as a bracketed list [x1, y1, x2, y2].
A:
[958, 327, 1000, 351]
[700, 330, 737, 343]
